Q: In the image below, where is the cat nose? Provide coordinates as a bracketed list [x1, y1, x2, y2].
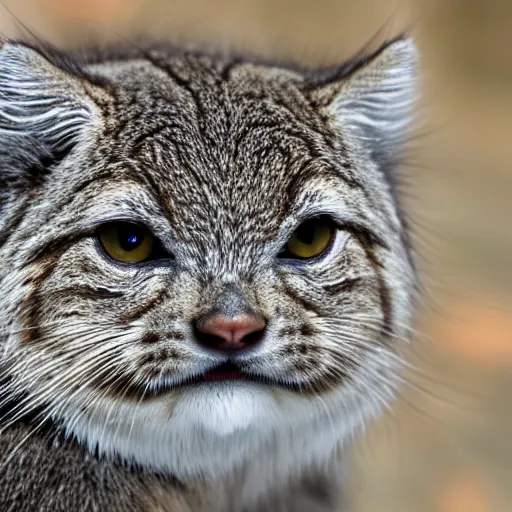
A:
[194, 313, 266, 352]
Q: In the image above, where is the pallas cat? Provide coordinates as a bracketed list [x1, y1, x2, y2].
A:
[0, 34, 418, 511]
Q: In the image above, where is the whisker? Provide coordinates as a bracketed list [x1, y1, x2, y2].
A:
[0, 332, 135, 427]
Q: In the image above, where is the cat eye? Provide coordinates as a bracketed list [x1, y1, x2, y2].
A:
[281, 217, 335, 260]
[98, 222, 155, 264]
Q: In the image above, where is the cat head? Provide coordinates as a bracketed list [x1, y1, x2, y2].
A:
[0, 36, 418, 488]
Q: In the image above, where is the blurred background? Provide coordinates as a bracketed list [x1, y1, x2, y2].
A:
[1, 1, 510, 510]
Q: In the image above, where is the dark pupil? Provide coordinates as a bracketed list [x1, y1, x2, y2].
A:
[118, 224, 144, 251]
[295, 220, 317, 245]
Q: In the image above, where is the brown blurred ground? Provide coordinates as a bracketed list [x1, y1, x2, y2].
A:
[1, 1, 511, 511]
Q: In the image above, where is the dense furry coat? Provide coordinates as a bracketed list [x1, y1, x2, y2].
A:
[0, 36, 418, 511]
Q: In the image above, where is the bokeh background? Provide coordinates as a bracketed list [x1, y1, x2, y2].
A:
[1, 1, 511, 510]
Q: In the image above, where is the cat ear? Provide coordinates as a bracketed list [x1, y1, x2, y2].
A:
[0, 39, 100, 172]
[309, 37, 419, 166]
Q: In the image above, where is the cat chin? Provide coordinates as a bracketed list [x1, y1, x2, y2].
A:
[172, 381, 282, 436]
[64, 380, 370, 499]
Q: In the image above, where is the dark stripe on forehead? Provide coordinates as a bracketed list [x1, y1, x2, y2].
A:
[144, 52, 197, 91]
[140, 53, 365, 200]
[143, 53, 222, 148]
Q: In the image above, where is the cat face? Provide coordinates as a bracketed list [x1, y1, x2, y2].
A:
[0, 38, 417, 484]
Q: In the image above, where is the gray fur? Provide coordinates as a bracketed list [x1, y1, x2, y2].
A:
[0, 36, 419, 511]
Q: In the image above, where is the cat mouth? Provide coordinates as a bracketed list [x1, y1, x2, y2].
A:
[179, 361, 307, 392]
[202, 362, 246, 382]
[141, 362, 304, 397]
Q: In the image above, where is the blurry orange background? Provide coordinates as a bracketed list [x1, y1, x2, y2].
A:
[1, 1, 511, 511]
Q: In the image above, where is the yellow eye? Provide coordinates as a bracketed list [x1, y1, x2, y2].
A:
[98, 222, 154, 264]
[285, 217, 334, 260]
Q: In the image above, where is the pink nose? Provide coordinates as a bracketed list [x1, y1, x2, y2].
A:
[195, 313, 266, 351]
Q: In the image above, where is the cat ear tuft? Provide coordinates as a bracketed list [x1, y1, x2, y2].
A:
[310, 37, 419, 165]
[0, 40, 100, 166]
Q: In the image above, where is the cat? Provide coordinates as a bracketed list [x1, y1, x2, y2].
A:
[0, 34, 418, 511]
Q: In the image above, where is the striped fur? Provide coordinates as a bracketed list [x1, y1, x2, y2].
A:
[0, 36, 419, 511]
